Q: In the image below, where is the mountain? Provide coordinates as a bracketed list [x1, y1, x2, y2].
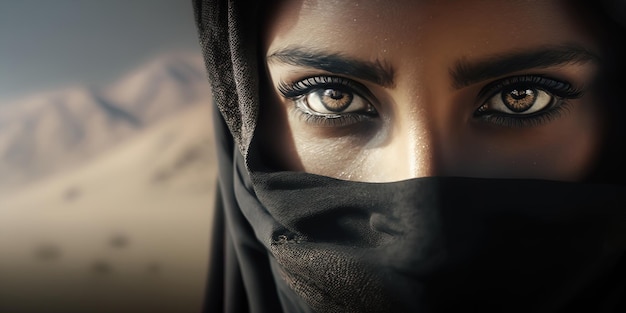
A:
[0, 99, 218, 313]
[0, 52, 213, 192]
[0, 53, 217, 312]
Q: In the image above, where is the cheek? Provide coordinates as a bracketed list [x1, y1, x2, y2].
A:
[292, 135, 365, 180]
[449, 98, 603, 180]
[258, 93, 386, 180]
[290, 123, 387, 181]
[261, 96, 603, 182]
[547, 97, 604, 179]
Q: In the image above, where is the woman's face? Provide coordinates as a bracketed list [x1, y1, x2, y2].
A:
[260, 0, 605, 182]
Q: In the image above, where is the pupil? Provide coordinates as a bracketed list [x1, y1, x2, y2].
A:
[511, 89, 531, 100]
[325, 89, 344, 100]
[502, 87, 537, 113]
[320, 88, 353, 112]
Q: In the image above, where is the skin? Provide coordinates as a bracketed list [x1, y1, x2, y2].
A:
[258, 0, 605, 182]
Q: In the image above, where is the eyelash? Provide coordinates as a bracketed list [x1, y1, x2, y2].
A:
[473, 75, 583, 128]
[277, 75, 582, 128]
[278, 76, 378, 127]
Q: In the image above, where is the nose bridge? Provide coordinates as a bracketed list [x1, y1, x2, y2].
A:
[387, 104, 443, 180]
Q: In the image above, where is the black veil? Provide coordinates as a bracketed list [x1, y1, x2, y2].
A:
[194, 1, 626, 312]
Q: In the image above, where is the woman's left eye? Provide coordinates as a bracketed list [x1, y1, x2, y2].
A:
[478, 86, 553, 115]
[474, 75, 583, 127]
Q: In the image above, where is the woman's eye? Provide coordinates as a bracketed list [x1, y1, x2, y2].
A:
[278, 76, 379, 126]
[473, 76, 583, 128]
[301, 88, 371, 115]
[478, 86, 554, 115]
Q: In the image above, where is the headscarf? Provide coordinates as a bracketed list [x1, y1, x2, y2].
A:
[193, 1, 626, 312]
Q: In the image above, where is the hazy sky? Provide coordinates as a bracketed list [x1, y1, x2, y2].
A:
[0, 0, 201, 103]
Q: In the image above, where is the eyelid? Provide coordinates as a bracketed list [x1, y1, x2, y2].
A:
[278, 75, 380, 127]
[474, 103, 572, 128]
[473, 75, 583, 128]
[477, 75, 583, 101]
[278, 75, 378, 105]
[291, 107, 376, 127]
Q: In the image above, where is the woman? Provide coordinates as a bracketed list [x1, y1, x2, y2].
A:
[194, 0, 626, 312]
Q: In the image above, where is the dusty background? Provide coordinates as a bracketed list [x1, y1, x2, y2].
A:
[0, 53, 216, 313]
[0, 0, 216, 313]
[0, 2, 217, 312]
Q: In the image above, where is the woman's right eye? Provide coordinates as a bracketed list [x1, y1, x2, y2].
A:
[299, 88, 373, 115]
[278, 76, 378, 126]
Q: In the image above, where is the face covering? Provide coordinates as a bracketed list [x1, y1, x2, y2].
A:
[194, 1, 626, 312]
[250, 161, 626, 312]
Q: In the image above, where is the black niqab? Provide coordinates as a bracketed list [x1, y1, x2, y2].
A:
[194, 1, 626, 312]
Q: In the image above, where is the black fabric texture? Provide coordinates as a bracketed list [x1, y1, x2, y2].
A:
[194, 0, 260, 159]
[205, 99, 283, 313]
[249, 166, 626, 312]
[194, 0, 626, 312]
[205, 111, 626, 312]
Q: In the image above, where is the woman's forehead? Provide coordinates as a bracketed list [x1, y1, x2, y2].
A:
[264, 0, 599, 80]
[266, 0, 578, 27]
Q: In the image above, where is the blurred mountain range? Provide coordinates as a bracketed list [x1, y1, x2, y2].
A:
[0, 52, 213, 192]
[0, 53, 217, 312]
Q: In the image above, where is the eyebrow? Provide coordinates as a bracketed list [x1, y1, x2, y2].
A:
[451, 45, 598, 89]
[267, 47, 396, 87]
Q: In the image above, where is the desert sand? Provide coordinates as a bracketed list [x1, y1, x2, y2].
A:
[0, 53, 217, 313]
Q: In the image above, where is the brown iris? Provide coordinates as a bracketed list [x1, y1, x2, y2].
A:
[502, 88, 537, 112]
[321, 89, 353, 112]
